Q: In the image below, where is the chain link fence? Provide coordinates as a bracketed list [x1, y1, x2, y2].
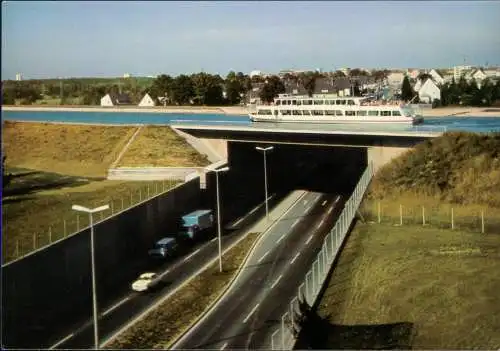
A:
[10, 180, 179, 262]
[359, 200, 500, 234]
[269, 163, 374, 350]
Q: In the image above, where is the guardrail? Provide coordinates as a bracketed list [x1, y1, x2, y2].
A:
[269, 162, 374, 350]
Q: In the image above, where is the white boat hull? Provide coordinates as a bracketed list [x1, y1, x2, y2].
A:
[249, 114, 424, 125]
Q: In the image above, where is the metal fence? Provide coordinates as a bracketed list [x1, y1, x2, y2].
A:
[359, 200, 500, 234]
[269, 163, 374, 350]
[8, 180, 179, 263]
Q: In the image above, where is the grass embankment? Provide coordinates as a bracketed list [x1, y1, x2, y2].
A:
[106, 232, 260, 349]
[2, 120, 136, 178]
[2, 168, 178, 262]
[312, 223, 500, 349]
[2, 121, 208, 263]
[368, 131, 500, 208]
[118, 126, 210, 167]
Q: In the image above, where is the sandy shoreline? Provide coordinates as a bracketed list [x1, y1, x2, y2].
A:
[2, 105, 250, 116]
[2, 105, 500, 117]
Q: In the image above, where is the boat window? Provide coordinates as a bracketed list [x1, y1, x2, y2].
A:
[347, 100, 355, 106]
[356, 110, 367, 116]
[274, 110, 278, 116]
[276, 100, 281, 106]
[345, 111, 355, 116]
[297, 100, 302, 105]
[381, 111, 392, 116]
[325, 110, 336, 116]
[312, 110, 324, 116]
[282, 110, 291, 115]
[292, 100, 297, 105]
[341, 100, 347, 105]
[306, 100, 313, 105]
[258, 110, 272, 115]
[292, 110, 302, 115]
[302, 110, 311, 116]
[335, 110, 343, 116]
[392, 110, 401, 116]
[313, 100, 322, 105]
[335, 100, 341, 105]
[368, 110, 379, 116]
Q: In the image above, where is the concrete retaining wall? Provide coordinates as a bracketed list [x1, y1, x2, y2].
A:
[1, 178, 203, 348]
[107, 166, 204, 181]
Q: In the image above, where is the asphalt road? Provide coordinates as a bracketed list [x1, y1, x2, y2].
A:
[48, 192, 286, 349]
[171, 191, 345, 349]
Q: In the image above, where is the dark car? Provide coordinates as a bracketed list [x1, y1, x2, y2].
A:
[148, 237, 179, 259]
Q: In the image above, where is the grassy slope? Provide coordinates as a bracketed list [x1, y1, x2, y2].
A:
[315, 223, 500, 349]
[118, 126, 210, 167]
[2, 121, 136, 178]
[2, 168, 178, 262]
[368, 131, 500, 208]
[1, 121, 208, 262]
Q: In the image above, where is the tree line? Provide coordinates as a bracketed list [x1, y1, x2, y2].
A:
[401, 75, 500, 107]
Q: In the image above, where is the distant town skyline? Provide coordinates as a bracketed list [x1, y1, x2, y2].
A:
[2, 1, 500, 80]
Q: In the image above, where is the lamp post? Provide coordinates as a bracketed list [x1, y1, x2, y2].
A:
[212, 167, 230, 272]
[71, 204, 109, 350]
[255, 146, 274, 219]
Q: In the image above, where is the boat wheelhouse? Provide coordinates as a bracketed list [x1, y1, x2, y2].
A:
[249, 94, 424, 125]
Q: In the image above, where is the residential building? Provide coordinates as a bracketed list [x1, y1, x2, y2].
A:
[407, 69, 420, 80]
[387, 72, 405, 86]
[138, 93, 156, 107]
[123, 73, 131, 78]
[453, 65, 472, 80]
[428, 69, 445, 85]
[418, 79, 441, 104]
[15, 73, 22, 81]
[100, 93, 132, 107]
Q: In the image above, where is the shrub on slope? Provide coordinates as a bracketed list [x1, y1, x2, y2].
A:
[369, 132, 500, 207]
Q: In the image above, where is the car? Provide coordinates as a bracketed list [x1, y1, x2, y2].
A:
[148, 237, 179, 259]
[131, 272, 161, 292]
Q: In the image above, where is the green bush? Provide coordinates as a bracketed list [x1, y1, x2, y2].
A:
[369, 132, 500, 207]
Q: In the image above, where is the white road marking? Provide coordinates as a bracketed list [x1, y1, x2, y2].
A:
[220, 342, 229, 350]
[183, 248, 201, 262]
[316, 218, 325, 229]
[232, 194, 276, 226]
[322, 200, 327, 206]
[257, 250, 270, 263]
[303, 199, 309, 205]
[243, 303, 260, 323]
[103, 296, 131, 316]
[291, 252, 301, 264]
[305, 236, 313, 245]
[291, 218, 300, 228]
[276, 234, 285, 244]
[328, 195, 342, 214]
[109, 190, 309, 349]
[211, 238, 217, 242]
[49, 333, 74, 349]
[270, 274, 283, 289]
[305, 205, 312, 212]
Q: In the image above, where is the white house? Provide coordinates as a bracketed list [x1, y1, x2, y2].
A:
[418, 79, 441, 104]
[407, 69, 420, 79]
[429, 69, 445, 85]
[100, 94, 115, 107]
[138, 93, 156, 107]
[470, 69, 487, 82]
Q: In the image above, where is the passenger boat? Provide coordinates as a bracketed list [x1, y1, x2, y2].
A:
[249, 94, 424, 125]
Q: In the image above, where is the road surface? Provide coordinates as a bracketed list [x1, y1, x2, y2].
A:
[171, 191, 344, 349]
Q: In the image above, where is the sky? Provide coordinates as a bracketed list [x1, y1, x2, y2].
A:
[2, 1, 500, 80]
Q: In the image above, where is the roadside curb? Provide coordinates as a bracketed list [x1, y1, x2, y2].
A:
[101, 191, 305, 348]
[167, 190, 307, 349]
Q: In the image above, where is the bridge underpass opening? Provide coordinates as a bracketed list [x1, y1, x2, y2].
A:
[203, 142, 367, 227]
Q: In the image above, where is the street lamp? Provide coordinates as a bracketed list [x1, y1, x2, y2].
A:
[255, 146, 274, 219]
[71, 204, 109, 350]
[212, 167, 230, 272]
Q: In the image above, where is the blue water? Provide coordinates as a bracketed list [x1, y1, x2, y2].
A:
[2, 110, 500, 133]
